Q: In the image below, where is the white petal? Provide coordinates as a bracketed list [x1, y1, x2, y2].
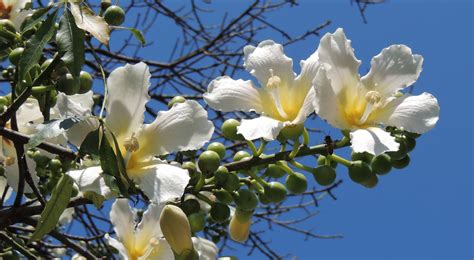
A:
[105, 234, 130, 260]
[192, 237, 218, 260]
[16, 99, 44, 135]
[145, 238, 174, 260]
[105, 62, 150, 143]
[243, 40, 295, 87]
[134, 100, 213, 159]
[135, 202, 164, 252]
[295, 46, 320, 90]
[58, 207, 74, 226]
[0, 176, 12, 201]
[3, 141, 38, 193]
[66, 118, 100, 148]
[67, 166, 112, 198]
[361, 45, 423, 97]
[291, 87, 316, 125]
[204, 76, 264, 113]
[10, 0, 32, 30]
[312, 66, 350, 129]
[317, 28, 361, 93]
[380, 92, 439, 134]
[237, 116, 285, 141]
[350, 127, 399, 155]
[129, 160, 189, 204]
[110, 198, 136, 250]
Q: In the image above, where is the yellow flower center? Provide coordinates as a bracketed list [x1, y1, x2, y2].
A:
[340, 89, 382, 129]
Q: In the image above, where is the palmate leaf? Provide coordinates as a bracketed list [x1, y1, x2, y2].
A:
[57, 8, 85, 78]
[29, 175, 74, 242]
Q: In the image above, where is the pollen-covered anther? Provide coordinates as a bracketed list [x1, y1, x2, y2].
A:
[149, 237, 160, 247]
[365, 91, 382, 104]
[266, 69, 281, 89]
[4, 156, 15, 166]
[123, 133, 139, 152]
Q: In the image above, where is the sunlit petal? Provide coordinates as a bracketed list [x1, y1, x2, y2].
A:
[350, 127, 399, 155]
[237, 116, 285, 141]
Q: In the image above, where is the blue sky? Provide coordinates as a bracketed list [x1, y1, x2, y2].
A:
[138, 1, 472, 259]
[71, 0, 472, 259]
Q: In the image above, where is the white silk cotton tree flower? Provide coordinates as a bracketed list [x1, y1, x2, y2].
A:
[106, 198, 218, 260]
[67, 62, 214, 200]
[0, 0, 32, 29]
[204, 40, 319, 141]
[313, 28, 440, 155]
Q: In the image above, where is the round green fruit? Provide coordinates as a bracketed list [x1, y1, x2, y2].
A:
[78, 71, 93, 94]
[8, 47, 24, 65]
[33, 151, 50, 168]
[210, 202, 230, 223]
[222, 173, 240, 191]
[264, 164, 286, 178]
[258, 192, 271, 205]
[387, 137, 408, 160]
[371, 154, 392, 175]
[348, 161, 373, 184]
[207, 142, 226, 159]
[317, 155, 338, 169]
[56, 73, 80, 95]
[104, 5, 125, 26]
[264, 181, 287, 203]
[214, 166, 229, 186]
[48, 159, 62, 173]
[285, 172, 307, 194]
[404, 136, 416, 152]
[188, 212, 206, 233]
[312, 165, 336, 186]
[233, 150, 251, 162]
[167, 95, 186, 108]
[391, 155, 410, 169]
[0, 19, 16, 33]
[222, 119, 244, 141]
[198, 150, 221, 175]
[360, 174, 379, 189]
[351, 152, 374, 163]
[233, 189, 258, 211]
[277, 124, 304, 141]
[180, 199, 200, 216]
[214, 189, 233, 204]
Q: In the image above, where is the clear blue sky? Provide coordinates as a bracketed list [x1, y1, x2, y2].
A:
[105, 0, 473, 259]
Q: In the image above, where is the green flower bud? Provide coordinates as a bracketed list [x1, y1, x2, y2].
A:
[160, 205, 194, 256]
[264, 164, 286, 178]
[214, 166, 229, 187]
[371, 154, 392, 175]
[404, 136, 416, 152]
[233, 189, 258, 211]
[312, 165, 336, 186]
[8, 47, 24, 65]
[233, 150, 251, 162]
[214, 189, 233, 204]
[198, 150, 221, 175]
[391, 154, 410, 169]
[56, 73, 80, 95]
[222, 173, 240, 191]
[222, 119, 244, 141]
[40, 59, 53, 71]
[210, 202, 230, 223]
[257, 191, 271, 205]
[264, 181, 287, 203]
[104, 5, 125, 26]
[0, 19, 16, 33]
[48, 159, 62, 173]
[78, 71, 93, 94]
[229, 208, 253, 242]
[180, 199, 201, 216]
[277, 124, 304, 141]
[387, 137, 408, 160]
[317, 155, 338, 169]
[285, 172, 307, 194]
[360, 173, 379, 189]
[207, 142, 226, 159]
[33, 151, 50, 168]
[188, 212, 206, 233]
[351, 152, 374, 163]
[348, 161, 373, 184]
[167, 95, 186, 108]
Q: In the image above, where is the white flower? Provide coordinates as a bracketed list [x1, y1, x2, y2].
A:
[67, 62, 214, 201]
[313, 28, 440, 155]
[0, 0, 32, 29]
[204, 40, 319, 141]
[106, 198, 217, 260]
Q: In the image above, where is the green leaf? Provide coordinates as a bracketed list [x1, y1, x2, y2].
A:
[99, 134, 129, 196]
[79, 128, 101, 158]
[17, 10, 58, 88]
[20, 7, 52, 33]
[57, 8, 85, 77]
[116, 27, 146, 46]
[29, 175, 74, 242]
[26, 117, 83, 149]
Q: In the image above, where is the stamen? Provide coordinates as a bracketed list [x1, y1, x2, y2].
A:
[124, 133, 139, 153]
[359, 91, 382, 125]
[266, 69, 288, 119]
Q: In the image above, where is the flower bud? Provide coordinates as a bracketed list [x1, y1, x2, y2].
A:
[78, 71, 93, 94]
[0, 19, 16, 33]
[387, 137, 407, 160]
[160, 205, 194, 256]
[198, 150, 221, 175]
[9, 47, 24, 65]
[104, 5, 125, 26]
[207, 142, 226, 159]
[168, 95, 186, 108]
[371, 154, 392, 175]
[188, 212, 206, 233]
[229, 208, 253, 242]
[213, 189, 233, 204]
[360, 174, 378, 189]
[277, 124, 304, 141]
[348, 161, 373, 184]
[210, 202, 230, 223]
[180, 199, 201, 216]
[222, 119, 244, 141]
[222, 173, 240, 191]
[264, 164, 286, 178]
[351, 152, 374, 163]
[285, 172, 307, 194]
[391, 154, 410, 169]
[233, 150, 251, 162]
[214, 166, 229, 187]
[317, 155, 338, 169]
[264, 181, 287, 203]
[233, 189, 258, 211]
[312, 165, 336, 186]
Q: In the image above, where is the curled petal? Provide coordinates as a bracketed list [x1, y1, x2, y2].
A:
[380, 92, 439, 134]
[134, 202, 165, 252]
[192, 237, 218, 260]
[109, 199, 136, 251]
[66, 166, 112, 198]
[237, 116, 285, 141]
[291, 87, 316, 125]
[362, 44, 423, 98]
[350, 127, 399, 156]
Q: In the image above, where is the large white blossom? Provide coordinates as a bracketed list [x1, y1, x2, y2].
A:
[106, 198, 218, 260]
[0, 0, 32, 29]
[313, 28, 440, 155]
[204, 40, 319, 141]
[67, 62, 214, 200]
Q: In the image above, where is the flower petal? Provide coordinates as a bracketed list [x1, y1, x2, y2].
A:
[291, 87, 316, 125]
[204, 76, 265, 113]
[67, 166, 112, 198]
[317, 28, 361, 93]
[361, 45, 423, 97]
[16, 98, 44, 135]
[295, 46, 320, 90]
[134, 100, 213, 159]
[129, 160, 189, 204]
[237, 116, 285, 141]
[192, 237, 218, 260]
[58, 207, 75, 226]
[146, 238, 174, 259]
[105, 233, 129, 259]
[110, 198, 136, 250]
[3, 142, 38, 193]
[312, 66, 350, 129]
[243, 40, 295, 88]
[105, 62, 150, 142]
[350, 127, 399, 155]
[134, 202, 164, 253]
[10, 0, 32, 30]
[380, 92, 439, 134]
